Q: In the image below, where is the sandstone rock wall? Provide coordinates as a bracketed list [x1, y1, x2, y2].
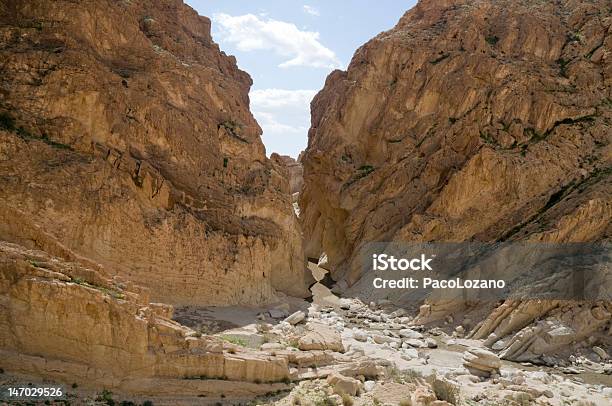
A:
[0, 241, 290, 399]
[272, 153, 304, 196]
[300, 0, 610, 284]
[0, 0, 309, 305]
[299, 0, 611, 362]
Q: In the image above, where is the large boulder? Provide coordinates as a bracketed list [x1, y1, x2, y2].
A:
[298, 323, 345, 352]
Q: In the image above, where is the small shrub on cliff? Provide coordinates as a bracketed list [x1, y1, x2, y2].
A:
[556, 58, 569, 78]
[341, 393, 354, 406]
[0, 112, 16, 131]
[314, 398, 335, 406]
[96, 389, 115, 405]
[485, 35, 499, 45]
[220, 335, 247, 346]
[142, 401, 154, 406]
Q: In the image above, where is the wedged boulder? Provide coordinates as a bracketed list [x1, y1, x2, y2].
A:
[298, 323, 345, 352]
[463, 347, 501, 378]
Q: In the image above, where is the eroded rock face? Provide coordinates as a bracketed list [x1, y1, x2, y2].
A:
[0, 241, 290, 397]
[272, 153, 304, 196]
[300, 0, 610, 281]
[0, 0, 308, 305]
[300, 0, 611, 361]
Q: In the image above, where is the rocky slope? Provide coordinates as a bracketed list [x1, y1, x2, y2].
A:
[300, 0, 611, 363]
[0, 0, 309, 305]
[0, 240, 292, 403]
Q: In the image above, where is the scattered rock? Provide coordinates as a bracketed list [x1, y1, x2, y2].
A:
[401, 348, 420, 360]
[463, 347, 501, 378]
[593, 346, 608, 360]
[425, 338, 438, 348]
[404, 339, 426, 348]
[353, 329, 368, 342]
[399, 329, 424, 339]
[285, 311, 306, 325]
[260, 343, 285, 351]
[327, 373, 361, 396]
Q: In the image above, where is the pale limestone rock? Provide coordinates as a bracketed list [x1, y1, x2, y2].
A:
[400, 329, 424, 339]
[593, 346, 608, 360]
[404, 339, 426, 348]
[463, 347, 502, 378]
[402, 349, 419, 360]
[0, 242, 290, 398]
[353, 330, 368, 342]
[298, 323, 345, 352]
[363, 380, 376, 392]
[326, 372, 361, 396]
[285, 311, 306, 325]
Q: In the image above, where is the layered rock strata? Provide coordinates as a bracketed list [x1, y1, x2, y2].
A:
[0, 241, 290, 400]
[300, 0, 611, 362]
[0, 0, 308, 306]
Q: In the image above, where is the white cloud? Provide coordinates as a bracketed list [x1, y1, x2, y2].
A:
[303, 5, 320, 16]
[255, 111, 309, 135]
[251, 88, 317, 109]
[213, 13, 340, 69]
[250, 89, 317, 157]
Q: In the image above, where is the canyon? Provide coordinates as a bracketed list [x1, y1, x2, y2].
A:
[0, 0, 610, 405]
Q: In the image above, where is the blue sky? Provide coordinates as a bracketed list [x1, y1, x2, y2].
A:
[185, 1, 417, 157]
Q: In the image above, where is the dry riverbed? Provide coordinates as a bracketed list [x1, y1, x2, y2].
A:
[170, 282, 612, 406]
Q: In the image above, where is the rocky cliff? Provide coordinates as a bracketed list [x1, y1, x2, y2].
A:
[0, 240, 292, 402]
[300, 0, 610, 361]
[0, 0, 309, 305]
[301, 0, 610, 281]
